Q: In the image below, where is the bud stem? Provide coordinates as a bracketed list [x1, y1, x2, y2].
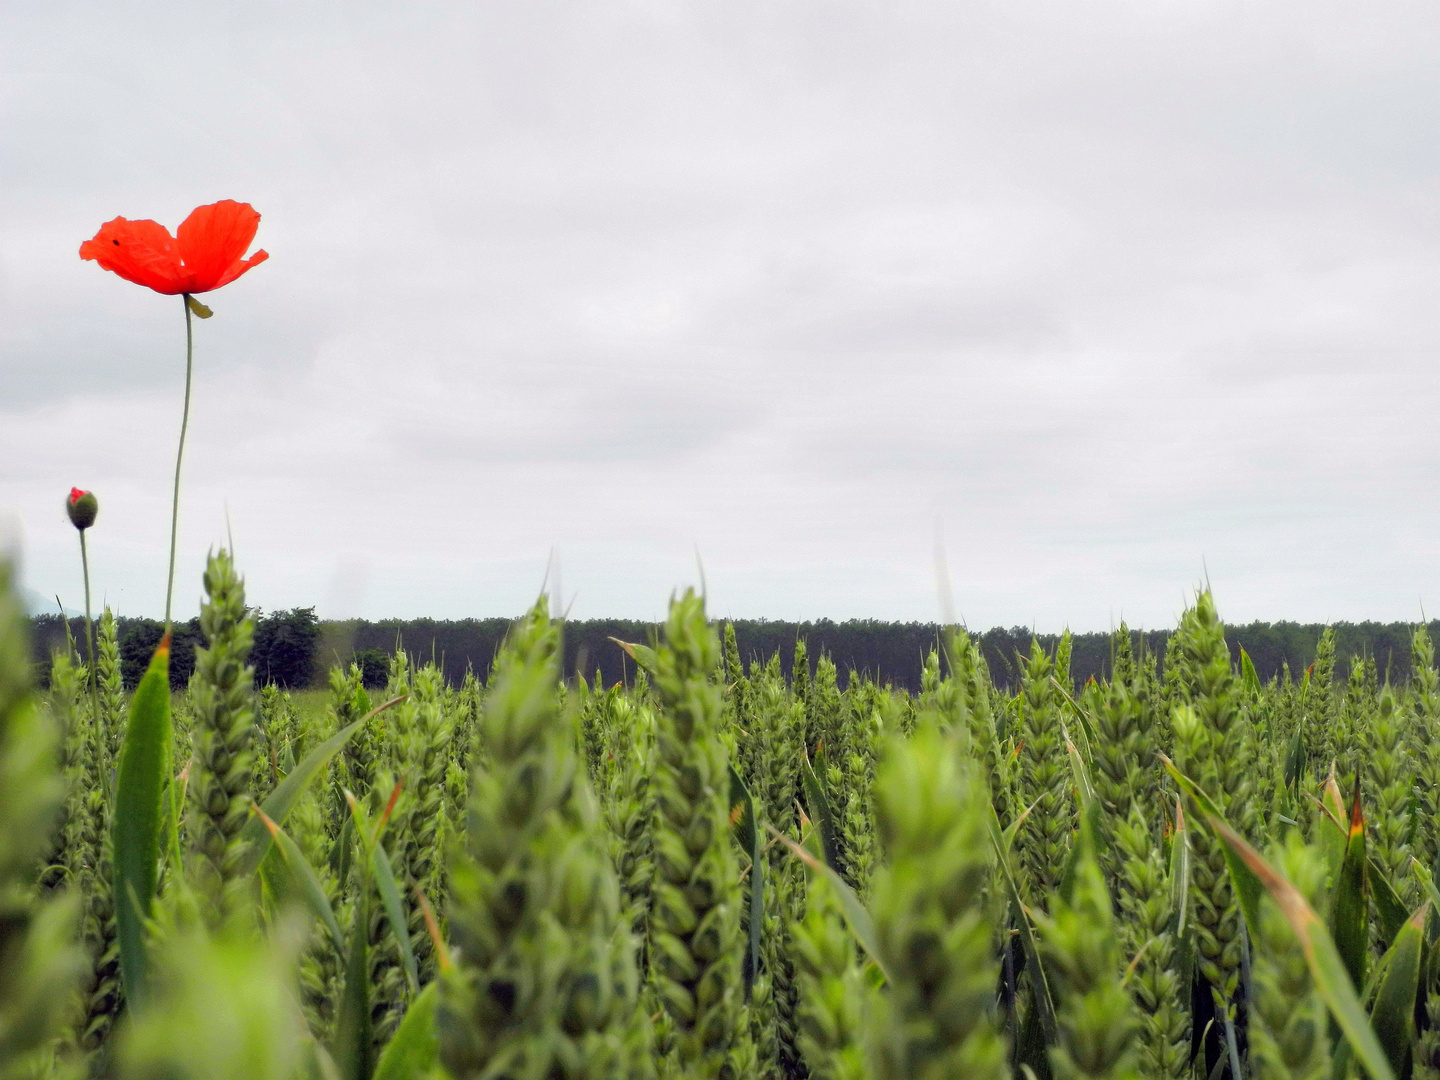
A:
[79, 528, 96, 703]
[164, 293, 195, 630]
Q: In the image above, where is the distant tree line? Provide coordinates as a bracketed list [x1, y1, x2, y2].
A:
[30, 607, 320, 690]
[29, 609, 1440, 693]
[29, 611, 1434, 692]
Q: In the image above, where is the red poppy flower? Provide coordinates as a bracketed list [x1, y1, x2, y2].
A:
[68, 487, 88, 506]
[79, 200, 268, 295]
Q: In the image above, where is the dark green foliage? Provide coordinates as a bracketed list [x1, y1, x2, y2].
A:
[251, 606, 321, 688]
[354, 648, 389, 689]
[116, 616, 201, 690]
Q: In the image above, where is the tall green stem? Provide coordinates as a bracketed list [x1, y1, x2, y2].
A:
[164, 294, 195, 630]
[79, 529, 95, 702]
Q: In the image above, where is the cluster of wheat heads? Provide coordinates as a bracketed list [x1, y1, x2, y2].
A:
[11, 555, 1440, 1080]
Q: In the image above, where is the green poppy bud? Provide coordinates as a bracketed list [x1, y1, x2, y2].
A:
[66, 488, 98, 531]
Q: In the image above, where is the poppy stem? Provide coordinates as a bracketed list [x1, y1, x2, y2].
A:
[164, 294, 195, 630]
[79, 528, 96, 704]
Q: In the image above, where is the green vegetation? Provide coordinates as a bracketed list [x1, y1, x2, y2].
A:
[16, 551, 1440, 1080]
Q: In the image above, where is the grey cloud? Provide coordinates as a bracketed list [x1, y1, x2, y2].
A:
[6, 0, 1440, 627]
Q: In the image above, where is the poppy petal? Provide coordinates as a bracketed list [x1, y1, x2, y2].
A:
[175, 200, 262, 293]
[209, 248, 269, 291]
[79, 217, 187, 294]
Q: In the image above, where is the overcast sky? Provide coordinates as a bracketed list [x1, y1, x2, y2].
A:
[4, 1, 1440, 630]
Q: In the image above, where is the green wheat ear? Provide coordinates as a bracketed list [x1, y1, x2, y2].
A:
[76, 607, 124, 1058]
[793, 868, 869, 1080]
[439, 598, 641, 1080]
[1170, 592, 1254, 1021]
[186, 549, 258, 924]
[1409, 625, 1440, 877]
[1247, 834, 1330, 1080]
[868, 723, 1007, 1080]
[114, 920, 308, 1080]
[0, 560, 85, 1080]
[646, 588, 752, 1079]
[1015, 639, 1074, 907]
[1033, 802, 1142, 1080]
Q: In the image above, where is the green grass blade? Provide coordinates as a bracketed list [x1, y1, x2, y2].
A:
[238, 694, 405, 876]
[333, 898, 373, 1080]
[372, 840, 419, 997]
[1167, 798, 1192, 938]
[112, 636, 172, 1006]
[1167, 798, 1196, 991]
[609, 636, 659, 673]
[1370, 864, 1409, 950]
[1314, 787, 1408, 947]
[1369, 904, 1425, 1080]
[1063, 734, 1097, 811]
[984, 801, 1059, 1047]
[1330, 782, 1369, 992]
[1283, 725, 1306, 793]
[253, 806, 345, 952]
[802, 748, 842, 872]
[372, 981, 439, 1080]
[1240, 647, 1261, 695]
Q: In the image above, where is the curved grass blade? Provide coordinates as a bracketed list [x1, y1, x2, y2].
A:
[802, 747, 842, 873]
[372, 840, 420, 997]
[769, 824, 890, 985]
[238, 694, 405, 876]
[1001, 796, 1039, 853]
[1167, 798, 1195, 989]
[1162, 756, 1262, 930]
[1162, 755, 1397, 1080]
[1370, 904, 1425, 1080]
[112, 634, 172, 1006]
[1063, 735, 1097, 811]
[414, 887, 449, 975]
[1049, 677, 1096, 759]
[984, 800, 1059, 1047]
[1312, 785, 1408, 946]
[609, 636, 658, 673]
[1240, 647, 1261, 695]
[253, 805, 345, 952]
[372, 981, 439, 1080]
